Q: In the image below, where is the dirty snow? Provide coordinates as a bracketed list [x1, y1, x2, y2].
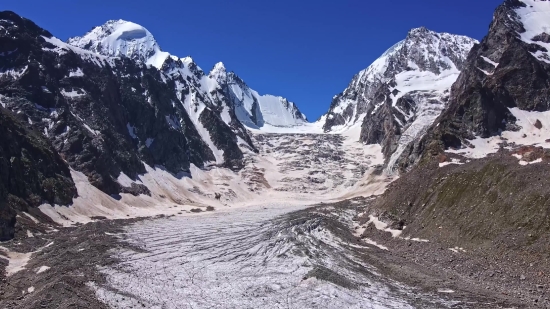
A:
[367, 215, 403, 238]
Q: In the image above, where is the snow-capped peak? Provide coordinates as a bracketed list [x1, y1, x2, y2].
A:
[320, 27, 477, 132]
[68, 19, 170, 68]
[209, 62, 227, 81]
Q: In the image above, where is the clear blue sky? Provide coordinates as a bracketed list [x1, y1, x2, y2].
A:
[3, 0, 503, 121]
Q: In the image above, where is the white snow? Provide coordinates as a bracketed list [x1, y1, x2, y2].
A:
[61, 89, 86, 98]
[195, 107, 224, 164]
[27, 286, 35, 293]
[447, 108, 550, 159]
[0, 247, 34, 276]
[391, 69, 458, 105]
[519, 158, 543, 166]
[21, 212, 40, 224]
[42, 36, 112, 67]
[364, 238, 389, 251]
[145, 138, 154, 148]
[439, 158, 464, 167]
[321, 29, 477, 133]
[36, 266, 50, 274]
[366, 215, 403, 238]
[515, 0, 550, 63]
[83, 124, 100, 136]
[480, 56, 498, 67]
[67, 20, 168, 68]
[0, 65, 28, 79]
[212, 67, 308, 129]
[449, 247, 467, 253]
[68, 68, 84, 77]
[41, 86, 51, 93]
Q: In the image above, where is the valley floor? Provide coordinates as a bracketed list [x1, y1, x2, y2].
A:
[0, 128, 547, 308]
[0, 199, 530, 309]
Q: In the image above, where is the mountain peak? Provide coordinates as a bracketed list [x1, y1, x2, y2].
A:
[213, 61, 226, 70]
[209, 62, 227, 82]
[68, 19, 169, 68]
[407, 26, 431, 36]
[321, 28, 478, 132]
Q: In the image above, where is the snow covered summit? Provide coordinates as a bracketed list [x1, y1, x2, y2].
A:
[67, 20, 170, 68]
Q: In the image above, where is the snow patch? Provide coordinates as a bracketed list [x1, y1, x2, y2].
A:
[480, 56, 498, 67]
[515, 0, 550, 63]
[69, 68, 84, 77]
[439, 158, 464, 167]
[36, 266, 50, 274]
[366, 215, 403, 238]
[61, 89, 87, 98]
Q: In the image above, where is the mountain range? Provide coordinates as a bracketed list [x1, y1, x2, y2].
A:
[1, 0, 549, 248]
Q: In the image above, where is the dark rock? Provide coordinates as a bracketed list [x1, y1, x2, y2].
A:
[0, 107, 76, 240]
[120, 183, 151, 197]
[397, 1, 550, 170]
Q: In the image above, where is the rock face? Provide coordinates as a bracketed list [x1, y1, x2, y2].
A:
[0, 107, 76, 240]
[397, 0, 550, 170]
[320, 27, 476, 171]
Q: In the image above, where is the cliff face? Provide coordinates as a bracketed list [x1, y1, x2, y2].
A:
[0, 107, 76, 240]
[397, 0, 550, 170]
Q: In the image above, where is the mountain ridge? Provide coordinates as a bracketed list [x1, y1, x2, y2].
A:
[68, 20, 309, 130]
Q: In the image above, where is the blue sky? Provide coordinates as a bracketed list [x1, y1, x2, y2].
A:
[3, 0, 503, 120]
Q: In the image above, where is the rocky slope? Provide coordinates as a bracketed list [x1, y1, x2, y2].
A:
[320, 28, 477, 171]
[397, 0, 550, 170]
[359, 0, 550, 301]
[0, 12, 309, 239]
